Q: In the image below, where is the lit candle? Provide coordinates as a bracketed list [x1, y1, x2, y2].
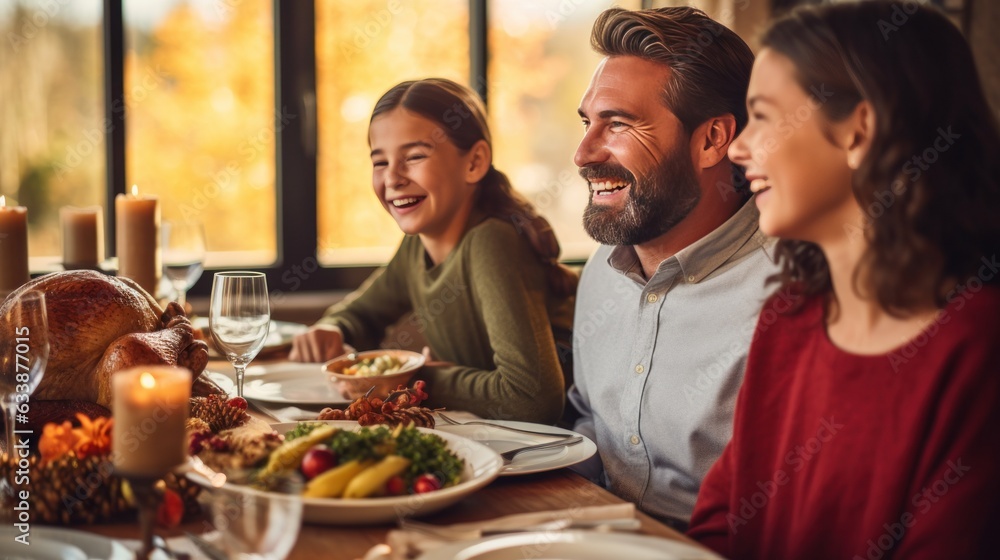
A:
[111, 366, 191, 477]
[61, 206, 104, 269]
[115, 185, 160, 295]
[0, 196, 30, 294]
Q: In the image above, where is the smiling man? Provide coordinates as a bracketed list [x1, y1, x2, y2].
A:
[567, 7, 777, 529]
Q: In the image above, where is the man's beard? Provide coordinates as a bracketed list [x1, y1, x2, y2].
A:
[581, 148, 702, 246]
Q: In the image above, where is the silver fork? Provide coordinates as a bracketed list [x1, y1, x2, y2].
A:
[500, 436, 583, 464]
[437, 412, 574, 439]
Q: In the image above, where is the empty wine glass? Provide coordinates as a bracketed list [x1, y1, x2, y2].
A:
[0, 291, 49, 463]
[209, 272, 269, 398]
[205, 471, 303, 559]
[162, 220, 207, 308]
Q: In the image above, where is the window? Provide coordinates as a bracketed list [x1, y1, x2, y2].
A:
[315, 0, 470, 265]
[488, 0, 641, 259]
[124, 0, 276, 267]
[2, 1, 105, 266]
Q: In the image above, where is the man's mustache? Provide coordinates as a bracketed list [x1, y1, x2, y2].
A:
[579, 164, 636, 185]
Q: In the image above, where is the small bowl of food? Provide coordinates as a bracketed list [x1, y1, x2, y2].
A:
[323, 349, 426, 400]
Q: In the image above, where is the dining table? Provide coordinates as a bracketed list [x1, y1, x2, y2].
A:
[81, 357, 706, 559]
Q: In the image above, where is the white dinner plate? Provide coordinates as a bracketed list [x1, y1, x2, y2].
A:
[418, 531, 722, 560]
[0, 526, 133, 560]
[435, 420, 597, 476]
[189, 420, 503, 525]
[206, 361, 348, 405]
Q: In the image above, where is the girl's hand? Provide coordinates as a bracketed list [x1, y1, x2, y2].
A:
[421, 346, 453, 368]
[290, 324, 350, 363]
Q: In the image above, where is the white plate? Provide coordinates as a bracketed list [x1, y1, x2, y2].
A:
[0, 527, 133, 560]
[188, 420, 503, 525]
[419, 531, 722, 560]
[435, 420, 597, 476]
[206, 362, 348, 405]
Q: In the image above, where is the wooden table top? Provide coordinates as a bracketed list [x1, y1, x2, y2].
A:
[88, 463, 701, 559]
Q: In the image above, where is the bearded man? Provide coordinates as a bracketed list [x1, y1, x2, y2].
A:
[568, 7, 777, 530]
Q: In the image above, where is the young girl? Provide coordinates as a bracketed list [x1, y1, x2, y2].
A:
[688, 2, 1000, 557]
[291, 78, 576, 424]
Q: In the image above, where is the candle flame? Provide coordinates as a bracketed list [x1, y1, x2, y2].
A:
[140, 372, 156, 389]
[0, 195, 5, 207]
[131, 184, 139, 196]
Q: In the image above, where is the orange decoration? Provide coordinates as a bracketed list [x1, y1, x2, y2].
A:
[38, 420, 77, 467]
[72, 413, 113, 459]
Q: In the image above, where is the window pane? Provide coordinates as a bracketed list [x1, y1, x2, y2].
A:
[124, 0, 276, 267]
[316, 0, 470, 265]
[1, 1, 104, 264]
[489, 0, 642, 260]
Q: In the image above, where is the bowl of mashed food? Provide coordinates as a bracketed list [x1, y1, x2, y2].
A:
[323, 350, 426, 400]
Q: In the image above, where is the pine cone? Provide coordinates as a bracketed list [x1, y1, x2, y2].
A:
[190, 395, 250, 432]
[386, 407, 436, 428]
[162, 471, 203, 520]
[1, 452, 128, 525]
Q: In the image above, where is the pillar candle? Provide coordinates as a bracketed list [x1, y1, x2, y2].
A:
[111, 365, 191, 477]
[61, 206, 104, 269]
[115, 185, 160, 296]
[0, 196, 30, 294]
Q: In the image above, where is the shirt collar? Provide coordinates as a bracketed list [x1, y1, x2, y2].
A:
[605, 197, 767, 286]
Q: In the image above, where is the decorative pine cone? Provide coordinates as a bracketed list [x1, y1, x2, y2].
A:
[161, 471, 203, 519]
[190, 395, 250, 432]
[0, 452, 129, 525]
[388, 407, 436, 428]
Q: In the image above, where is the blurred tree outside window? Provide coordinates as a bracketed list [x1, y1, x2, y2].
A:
[124, 0, 276, 267]
[315, 0, 470, 265]
[1, 1, 105, 266]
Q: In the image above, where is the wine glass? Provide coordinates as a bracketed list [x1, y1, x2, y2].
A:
[0, 291, 49, 464]
[204, 471, 303, 559]
[162, 220, 207, 308]
[209, 272, 269, 398]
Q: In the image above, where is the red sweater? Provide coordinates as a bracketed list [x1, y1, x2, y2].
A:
[688, 286, 1000, 559]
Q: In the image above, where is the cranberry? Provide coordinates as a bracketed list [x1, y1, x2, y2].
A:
[385, 476, 407, 496]
[227, 397, 248, 410]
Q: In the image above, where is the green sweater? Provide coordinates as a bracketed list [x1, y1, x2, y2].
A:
[317, 218, 575, 424]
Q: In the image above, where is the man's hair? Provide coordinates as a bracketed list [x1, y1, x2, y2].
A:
[591, 7, 754, 137]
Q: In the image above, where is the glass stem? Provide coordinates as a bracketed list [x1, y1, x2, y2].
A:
[173, 281, 187, 308]
[234, 364, 247, 398]
[3, 397, 16, 462]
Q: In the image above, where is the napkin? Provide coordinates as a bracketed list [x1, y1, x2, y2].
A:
[365, 503, 636, 560]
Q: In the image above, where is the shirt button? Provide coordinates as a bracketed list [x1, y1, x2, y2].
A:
[630, 435, 640, 445]
[634, 364, 644, 374]
[688, 275, 695, 282]
[646, 293, 658, 303]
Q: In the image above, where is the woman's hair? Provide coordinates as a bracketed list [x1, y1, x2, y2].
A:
[591, 6, 755, 196]
[762, 1, 1000, 314]
[370, 78, 577, 296]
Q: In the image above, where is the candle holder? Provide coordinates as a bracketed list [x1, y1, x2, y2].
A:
[118, 471, 163, 560]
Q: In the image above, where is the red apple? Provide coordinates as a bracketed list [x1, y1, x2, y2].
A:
[300, 445, 337, 480]
[412, 473, 441, 494]
[385, 476, 406, 496]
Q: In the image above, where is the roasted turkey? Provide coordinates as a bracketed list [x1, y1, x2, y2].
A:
[0, 270, 221, 426]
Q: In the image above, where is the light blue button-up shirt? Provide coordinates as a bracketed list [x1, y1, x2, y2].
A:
[569, 199, 777, 524]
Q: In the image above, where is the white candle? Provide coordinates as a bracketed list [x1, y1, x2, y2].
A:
[61, 206, 104, 269]
[111, 366, 191, 477]
[115, 185, 160, 295]
[0, 196, 30, 293]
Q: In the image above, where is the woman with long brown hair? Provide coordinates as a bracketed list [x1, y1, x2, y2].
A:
[688, 2, 1000, 557]
[291, 78, 576, 424]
